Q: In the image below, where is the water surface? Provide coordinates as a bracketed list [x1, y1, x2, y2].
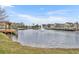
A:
[17, 29, 79, 48]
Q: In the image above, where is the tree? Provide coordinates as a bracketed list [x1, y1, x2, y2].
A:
[0, 6, 8, 21]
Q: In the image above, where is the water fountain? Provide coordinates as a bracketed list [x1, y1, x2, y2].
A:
[40, 24, 44, 30]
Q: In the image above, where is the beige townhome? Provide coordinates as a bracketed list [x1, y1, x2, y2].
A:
[0, 21, 16, 33]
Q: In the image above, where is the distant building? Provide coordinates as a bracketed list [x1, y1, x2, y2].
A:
[48, 24, 54, 29]
[0, 21, 12, 30]
[53, 23, 65, 29]
[64, 22, 74, 29]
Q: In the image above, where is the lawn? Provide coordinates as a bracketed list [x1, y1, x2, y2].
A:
[0, 33, 79, 54]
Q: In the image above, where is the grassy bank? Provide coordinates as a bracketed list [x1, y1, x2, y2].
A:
[0, 33, 79, 54]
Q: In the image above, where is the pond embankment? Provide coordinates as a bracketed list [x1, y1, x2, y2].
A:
[1, 32, 79, 54]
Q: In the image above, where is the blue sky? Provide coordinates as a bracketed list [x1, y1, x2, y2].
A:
[5, 5, 79, 25]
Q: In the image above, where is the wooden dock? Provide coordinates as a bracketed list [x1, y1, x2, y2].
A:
[0, 29, 16, 34]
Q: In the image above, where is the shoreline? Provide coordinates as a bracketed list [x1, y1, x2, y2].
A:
[1, 32, 79, 54]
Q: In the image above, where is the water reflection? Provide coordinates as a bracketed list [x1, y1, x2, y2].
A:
[17, 30, 79, 48]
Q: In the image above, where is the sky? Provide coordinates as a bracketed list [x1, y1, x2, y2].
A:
[4, 5, 79, 25]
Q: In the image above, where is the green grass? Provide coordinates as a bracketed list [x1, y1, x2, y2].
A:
[0, 33, 79, 54]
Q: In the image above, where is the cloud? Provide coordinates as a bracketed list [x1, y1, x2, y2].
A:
[18, 14, 33, 19]
[47, 10, 70, 15]
[18, 14, 42, 24]
[17, 14, 72, 24]
[48, 16, 71, 23]
[8, 10, 76, 25]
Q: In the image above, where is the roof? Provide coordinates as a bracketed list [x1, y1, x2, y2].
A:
[0, 20, 12, 24]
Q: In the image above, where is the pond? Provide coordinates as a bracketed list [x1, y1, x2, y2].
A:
[14, 29, 79, 48]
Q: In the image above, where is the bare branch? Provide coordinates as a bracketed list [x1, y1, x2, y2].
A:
[0, 6, 8, 21]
